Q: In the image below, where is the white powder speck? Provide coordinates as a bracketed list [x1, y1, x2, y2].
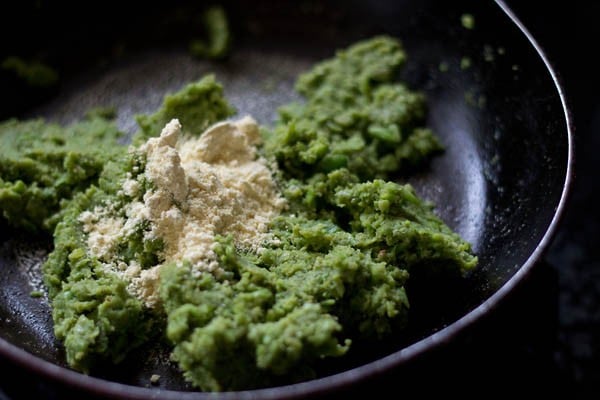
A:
[79, 206, 124, 261]
[122, 176, 141, 197]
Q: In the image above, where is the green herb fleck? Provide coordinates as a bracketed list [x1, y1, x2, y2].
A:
[483, 45, 495, 62]
[461, 13, 475, 30]
[460, 57, 472, 70]
[1, 57, 59, 88]
[189, 6, 231, 60]
[84, 106, 117, 121]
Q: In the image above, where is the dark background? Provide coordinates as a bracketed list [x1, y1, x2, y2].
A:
[0, 1, 597, 398]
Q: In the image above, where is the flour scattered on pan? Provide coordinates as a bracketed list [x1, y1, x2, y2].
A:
[14, 245, 49, 300]
[80, 117, 286, 307]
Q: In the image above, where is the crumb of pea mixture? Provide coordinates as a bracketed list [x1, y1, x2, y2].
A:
[150, 374, 161, 385]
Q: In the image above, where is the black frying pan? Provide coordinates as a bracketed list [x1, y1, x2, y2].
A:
[0, 0, 572, 398]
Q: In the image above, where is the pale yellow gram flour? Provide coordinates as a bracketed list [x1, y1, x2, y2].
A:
[79, 117, 285, 307]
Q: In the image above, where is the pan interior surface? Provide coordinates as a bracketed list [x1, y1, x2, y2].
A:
[0, 0, 570, 396]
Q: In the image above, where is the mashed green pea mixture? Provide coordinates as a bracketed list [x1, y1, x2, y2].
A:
[0, 37, 477, 391]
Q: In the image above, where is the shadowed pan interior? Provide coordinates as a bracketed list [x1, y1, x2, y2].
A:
[0, 0, 570, 398]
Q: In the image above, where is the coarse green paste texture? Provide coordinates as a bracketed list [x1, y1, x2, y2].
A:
[0, 36, 477, 391]
[42, 75, 232, 372]
[0, 115, 123, 232]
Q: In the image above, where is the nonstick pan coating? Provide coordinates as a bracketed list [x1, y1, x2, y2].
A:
[0, 0, 572, 398]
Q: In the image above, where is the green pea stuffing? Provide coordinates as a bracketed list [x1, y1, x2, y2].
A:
[0, 36, 477, 391]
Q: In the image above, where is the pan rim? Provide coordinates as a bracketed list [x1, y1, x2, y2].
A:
[0, 0, 574, 398]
